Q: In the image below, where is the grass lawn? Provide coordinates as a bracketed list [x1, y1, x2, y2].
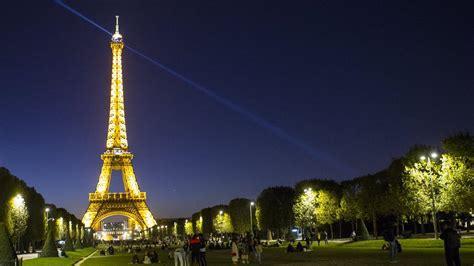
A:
[23, 247, 95, 266]
[78, 238, 474, 266]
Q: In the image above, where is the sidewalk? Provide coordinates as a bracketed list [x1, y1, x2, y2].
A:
[18, 253, 39, 261]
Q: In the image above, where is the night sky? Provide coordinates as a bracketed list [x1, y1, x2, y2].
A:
[1, 1, 473, 219]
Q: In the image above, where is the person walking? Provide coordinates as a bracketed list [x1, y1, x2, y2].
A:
[198, 234, 207, 266]
[323, 230, 329, 245]
[382, 227, 397, 263]
[189, 235, 201, 266]
[316, 232, 321, 247]
[440, 223, 461, 266]
[231, 238, 239, 265]
[254, 238, 263, 264]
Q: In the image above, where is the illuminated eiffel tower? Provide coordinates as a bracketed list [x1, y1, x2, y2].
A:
[82, 16, 157, 231]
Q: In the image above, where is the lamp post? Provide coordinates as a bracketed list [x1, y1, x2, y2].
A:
[250, 201, 255, 237]
[420, 152, 439, 239]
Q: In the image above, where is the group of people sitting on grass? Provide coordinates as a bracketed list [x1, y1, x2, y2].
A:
[131, 250, 159, 264]
[286, 241, 310, 253]
[99, 245, 115, 256]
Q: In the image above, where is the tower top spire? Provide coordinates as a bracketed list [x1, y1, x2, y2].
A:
[115, 15, 120, 33]
[112, 15, 123, 42]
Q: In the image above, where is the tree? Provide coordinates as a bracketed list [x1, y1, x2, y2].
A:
[63, 225, 75, 251]
[256, 186, 295, 239]
[314, 190, 339, 239]
[185, 219, 193, 236]
[7, 194, 29, 251]
[339, 182, 360, 231]
[439, 133, 474, 213]
[293, 188, 317, 228]
[404, 149, 444, 238]
[192, 212, 202, 234]
[40, 221, 58, 257]
[228, 198, 254, 234]
[0, 222, 18, 264]
[210, 205, 232, 234]
[200, 208, 213, 236]
[75, 225, 83, 249]
[356, 219, 370, 240]
[24, 186, 46, 249]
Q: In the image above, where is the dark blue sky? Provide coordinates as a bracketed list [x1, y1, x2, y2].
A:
[1, 1, 472, 218]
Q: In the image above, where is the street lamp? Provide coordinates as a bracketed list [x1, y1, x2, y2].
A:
[13, 194, 24, 208]
[219, 210, 223, 215]
[250, 201, 255, 237]
[420, 152, 440, 239]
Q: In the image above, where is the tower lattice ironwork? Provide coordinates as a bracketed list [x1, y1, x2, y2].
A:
[82, 16, 157, 231]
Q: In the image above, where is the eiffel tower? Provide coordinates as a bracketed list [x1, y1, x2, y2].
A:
[82, 16, 157, 231]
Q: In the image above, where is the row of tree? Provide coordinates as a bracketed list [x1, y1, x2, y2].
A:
[0, 167, 87, 252]
[159, 132, 472, 240]
[153, 198, 256, 239]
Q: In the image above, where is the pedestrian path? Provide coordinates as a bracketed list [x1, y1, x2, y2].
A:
[74, 250, 98, 266]
[17, 253, 38, 261]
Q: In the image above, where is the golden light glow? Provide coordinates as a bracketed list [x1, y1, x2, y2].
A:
[13, 194, 24, 208]
[82, 17, 156, 231]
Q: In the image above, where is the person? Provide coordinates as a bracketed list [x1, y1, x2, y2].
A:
[440, 223, 461, 266]
[351, 230, 356, 241]
[59, 247, 68, 258]
[198, 233, 207, 266]
[107, 245, 115, 255]
[132, 252, 140, 264]
[323, 230, 329, 245]
[382, 227, 397, 263]
[248, 236, 255, 263]
[231, 238, 239, 265]
[286, 242, 295, 253]
[151, 250, 159, 263]
[190, 234, 201, 265]
[254, 238, 263, 264]
[143, 252, 152, 264]
[296, 241, 304, 252]
[316, 232, 321, 246]
[240, 239, 250, 264]
[305, 236, 310, 249]
[174, 246, 185, 266]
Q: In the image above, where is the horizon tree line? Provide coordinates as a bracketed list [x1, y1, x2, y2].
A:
[156, 132, 472, 240]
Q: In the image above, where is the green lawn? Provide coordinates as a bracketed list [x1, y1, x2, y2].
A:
[24, 239, 474, 265]
[23, 248, 95, 266]
[80, 238, 474, 266]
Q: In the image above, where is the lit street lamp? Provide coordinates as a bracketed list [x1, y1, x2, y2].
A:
[250, 201, 255, 237]
[420, 152, 439, 239]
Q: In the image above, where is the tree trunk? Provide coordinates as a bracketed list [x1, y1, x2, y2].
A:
[467, 220, 471, 233]
[330, 223, 334, 239]
[420, 215, 426, 235]
[413, 217, 418, 235]
[401, 221, 405, 232]
[372, 212, 378, 239]
[267, 229, 273, 240]
[396, 216, 400, 236]
[338, 220, 342, 239]
[355, 220, 358, 232]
